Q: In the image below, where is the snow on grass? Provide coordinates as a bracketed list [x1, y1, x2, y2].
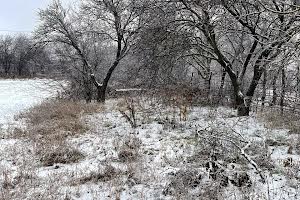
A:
[0, 79, 59, 126]
[0, 95, 299, 199]
[61, 99, 299, 199]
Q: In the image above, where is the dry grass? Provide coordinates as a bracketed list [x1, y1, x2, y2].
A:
[39, 142, 84, 166]
[19, 100, 99, 136]
[258, 110, 300, 134]
[116, 135, 142, 163]
[17, 100, 100, 166]
[77, 165, 118, 185]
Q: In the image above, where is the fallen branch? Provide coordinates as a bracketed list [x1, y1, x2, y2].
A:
[238, 142, 266, 183]
[196, 128, 266, 184]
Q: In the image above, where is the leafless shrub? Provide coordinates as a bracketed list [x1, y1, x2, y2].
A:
[118, 149, 137, 163]
[17, 100, 99, 167]
[117, 135, 142, 163]
[39, 143, 84, 166]
[19, 100, 98, 130]
[163, 168, 202, 196]
[195, 121, 267, 183]
[155, 86, 208, 107]
[123, 135, 142, 150]
[78, 165, 118, 184]
[117, 98, 138, 128]
[124, 163, 142, 187]
[259, 110, 300, 134]
[246, 141, 275, 170]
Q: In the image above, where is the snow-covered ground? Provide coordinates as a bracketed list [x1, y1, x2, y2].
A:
[0, 91, 299, 200]
[67, 100, 299, 200]
[0, 79, 58, 126]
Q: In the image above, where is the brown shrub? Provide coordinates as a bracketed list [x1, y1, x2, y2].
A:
[17, 100, 99, 166]
[77, 165, 118, 184]
[117, 135, 142, 163]
[259, 110, 300, 134]
[39, 143, 84, 166]
[20, 100, 98, 125]
[118, 149, 137, 162]
[18, 100, 99, 139]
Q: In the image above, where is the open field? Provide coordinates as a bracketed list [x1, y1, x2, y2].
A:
[0, 79, 60, 126]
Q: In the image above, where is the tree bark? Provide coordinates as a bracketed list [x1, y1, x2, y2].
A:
[280, 67, 286, 115]
[236, 92, 251, 116]
[261, 69, 267, 111]
[94, 59, 120, 103]
[96, 85, 106, 103]
[218, 69, 226, 104]
[204, 72, 212, 99]
[270, 70, 279, 106]
[84, 79, 93, 103]
[297, 65, 300, 97]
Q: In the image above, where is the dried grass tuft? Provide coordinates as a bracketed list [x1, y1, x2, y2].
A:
[17, 100, 99, 166]
[39, 143, 84, 166]
[259, 111, 300, 134]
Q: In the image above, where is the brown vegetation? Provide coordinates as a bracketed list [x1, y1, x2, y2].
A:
[18, 100, 99, 166]
[259, 110, 300, 134]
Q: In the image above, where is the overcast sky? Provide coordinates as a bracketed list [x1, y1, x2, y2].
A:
[0, 0, 72, 35]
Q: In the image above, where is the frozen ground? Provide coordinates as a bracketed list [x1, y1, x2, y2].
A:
[0, 92, 299, 199]
[0, 79, 59, 126]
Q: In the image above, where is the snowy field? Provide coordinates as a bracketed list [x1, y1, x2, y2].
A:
[0, 79, 59, 126]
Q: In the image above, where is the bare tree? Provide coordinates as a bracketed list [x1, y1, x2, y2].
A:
[0, 34, 51, 78]
[81, 0, 142, 102]
[175, 0, 300, 116]
[13, 35, 36, 77]
[35, 0, 97, 102]
[0, 35, 14, 76]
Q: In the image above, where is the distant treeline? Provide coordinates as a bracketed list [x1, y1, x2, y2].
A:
[0, 34, 58, 78]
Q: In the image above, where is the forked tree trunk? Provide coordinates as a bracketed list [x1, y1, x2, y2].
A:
[96, 85, 106, 103]
[225, 70, 252, 116]
[92, 59, 120, 103]
[94, 28, 123, 103]
[236, 93, 251, 116]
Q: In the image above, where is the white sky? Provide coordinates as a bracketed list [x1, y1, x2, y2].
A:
[0, 0, 73, 35]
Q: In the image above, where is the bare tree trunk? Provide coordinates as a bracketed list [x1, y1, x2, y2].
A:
[84, 79, 93, 103]
[297, 65, 300, 97]
[4, 61, 11, 76]
[204, 72, 212, 99]
[270, 70, 279, 106]
[280, 67, 286, 115]
[218, 69, 226, 104]
[236, 95, 250, 116]
[97, 85, 106, 103]
[261, 69, 267, 111]
[96, 60, 120, 102]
